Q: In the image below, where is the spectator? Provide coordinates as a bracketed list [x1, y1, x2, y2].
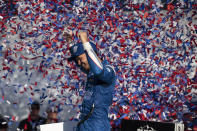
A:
[0, 115, 8, 131]
[193, 118, 197, 131]
[183, 112, 193, 131]
[18, 101, 46, 131]
[45, 106, 58, 124]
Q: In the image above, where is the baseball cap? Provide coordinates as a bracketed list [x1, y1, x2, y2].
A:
[68, 42, 97, 61]
[31, 101, 40, 110]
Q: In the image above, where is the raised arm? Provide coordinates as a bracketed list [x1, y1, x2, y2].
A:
[79, 32, 115, 84]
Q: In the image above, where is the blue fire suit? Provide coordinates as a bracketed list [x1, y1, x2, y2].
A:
[77, 42, 116, 131]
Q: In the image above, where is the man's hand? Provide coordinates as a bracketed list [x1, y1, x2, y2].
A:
[78, 32, 88, 44]
[63, 28, 88, 44]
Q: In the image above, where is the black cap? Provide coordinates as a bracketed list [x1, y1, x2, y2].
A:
[31, 101, 40, 110]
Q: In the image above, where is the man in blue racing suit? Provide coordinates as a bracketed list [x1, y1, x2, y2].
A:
[68, 31, 116, 131]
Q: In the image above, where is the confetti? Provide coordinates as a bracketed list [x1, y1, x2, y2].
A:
[0, 0, 196, 130]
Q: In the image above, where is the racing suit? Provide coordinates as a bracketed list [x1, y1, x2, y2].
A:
[77, 42, 116, 131]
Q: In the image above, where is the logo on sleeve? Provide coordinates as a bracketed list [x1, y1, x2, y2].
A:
[106, 65, 115, 73]
[106, 67, 111, 72]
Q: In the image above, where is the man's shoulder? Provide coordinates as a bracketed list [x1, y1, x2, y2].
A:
[39, 116, 46, 120]
[19, 117, 46, 124]
[39, 116, 46, 121]
[103, 60, 115, 72]
[18, 118, 30, 128]
[19, 118, 29, 124]
[38, 116, 47, 124]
